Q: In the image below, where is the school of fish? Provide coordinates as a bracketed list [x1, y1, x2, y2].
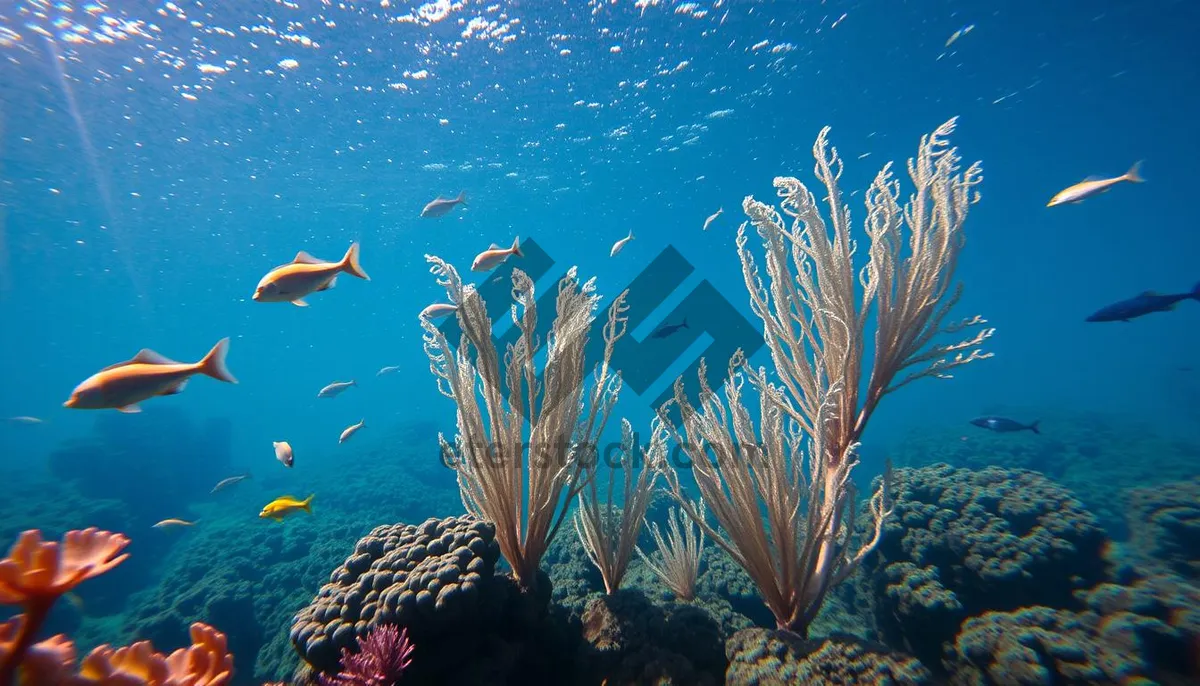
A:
[47, 168, 1155, 527]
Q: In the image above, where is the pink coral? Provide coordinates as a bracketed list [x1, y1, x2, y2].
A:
[319, 625, 414, 686]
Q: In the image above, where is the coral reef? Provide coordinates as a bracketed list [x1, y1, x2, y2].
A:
[862, 463, 1108, 668]
[724, 629, 932, 685]
[891, 410, 1200, 537]
[946, 570, 1200, 684]
[290, 515, 579, 684]
[289, 516, 500, 674]
[577, 590, 726, 685]
[1, 618, 233, 685]
[1125, 477, 1200, 581]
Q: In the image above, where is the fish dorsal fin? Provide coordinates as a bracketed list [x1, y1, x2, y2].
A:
[488, 243, 501, 250]
[103, 349, 179, 371]
[1082, 175, 1104, 182]
[132, 348, 181, 365]
[279, 494, 297, 501]
[292, 251, 325, 265]
[1140, 290, 1158, 297]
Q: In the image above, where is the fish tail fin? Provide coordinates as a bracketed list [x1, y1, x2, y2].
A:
[683, 317, 689, 329]
[1028, 420, 1041, 435]
[511, 236, 524, 258]
[457, 191, 467, 205]
[1125, 161, 1145, 183]
[340, 242, 370, 281]
[198, 338, 238, 384]
[302, 494, 314, 513]
[1191, 282, 1200, 301]
[628, 229, 634, 240]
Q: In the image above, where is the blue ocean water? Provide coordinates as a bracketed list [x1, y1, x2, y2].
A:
[1, 1, 1198, 684]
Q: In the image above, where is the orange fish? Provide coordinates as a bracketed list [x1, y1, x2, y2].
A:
[253, 243, 370, 307]
[471, 236, 523, 272]
[65, 338, 237, 413]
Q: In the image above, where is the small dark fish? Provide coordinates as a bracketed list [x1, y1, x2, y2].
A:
[651, 318, 689, 339]
[420, 192, 467, 218]
[1086, 283, 1200, 322]
[970, 416, 1040, 434]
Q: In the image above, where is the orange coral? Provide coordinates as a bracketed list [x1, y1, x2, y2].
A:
[2, 618, 233, 685]
[0, 528, 130, 684]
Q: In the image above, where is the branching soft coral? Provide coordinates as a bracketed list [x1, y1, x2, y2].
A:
[0, 528, 130, 683]
[319, 625, 414, 686]
[1, 617, 233, 685]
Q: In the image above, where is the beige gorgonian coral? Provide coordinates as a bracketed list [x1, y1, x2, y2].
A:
[422, 256, 629, 591]
[658, 118, 991, 635]
[573, 418, 662, 594]
[635, 499, 706, 601]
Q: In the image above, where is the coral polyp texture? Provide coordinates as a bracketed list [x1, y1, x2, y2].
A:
[290, 516, 499, 674]
[863, 464, 1108, 668]
[947, 571, 1200, 685]
[724, 629, 933, 685]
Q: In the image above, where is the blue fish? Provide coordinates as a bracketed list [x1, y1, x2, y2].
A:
[970, 416, 1040, 434]
[1086, 283, 1200, 322]
[651, 318, 689, 339]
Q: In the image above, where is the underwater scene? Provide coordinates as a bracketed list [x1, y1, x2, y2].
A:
[1, 0, 1199, 684]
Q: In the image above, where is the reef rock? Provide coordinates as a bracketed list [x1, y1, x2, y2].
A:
[863, 463, 1108, 668]
[724, 629, 931, 685]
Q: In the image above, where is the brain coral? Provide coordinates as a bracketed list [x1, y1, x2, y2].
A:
[864, 464, 1108, 668]
[289, 516, 500, 675]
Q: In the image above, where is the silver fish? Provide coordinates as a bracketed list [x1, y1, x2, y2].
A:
[420, 303, 458, 319]
[317, 380, 356, 398]
[339, 419, 365, 444]
[702, 207, 723, 231]
[211, 474, 250, 493]
[420, 192, 467, 218]
[610, 230, 634, 257]
[376, 365, 402, 376]
[1047, 162, 1143, 207]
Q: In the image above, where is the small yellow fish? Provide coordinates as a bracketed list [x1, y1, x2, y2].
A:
[471, 236, 523, 272]
[65, 338, 236, 414]
[253, 243, 370, 307]
[1047, 162, 1143, 207]
[260, 494, 313, 521]
[153, 518, 196, 529]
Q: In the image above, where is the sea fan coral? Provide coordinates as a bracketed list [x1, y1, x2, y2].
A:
[319, 625, 414, 686]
